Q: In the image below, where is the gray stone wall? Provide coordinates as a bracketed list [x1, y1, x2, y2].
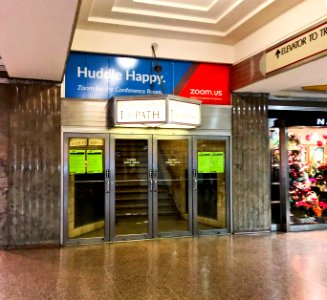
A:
[0, 84, 61, 248]
[232, 93, 271, 232]
[0, 87, 9, 247]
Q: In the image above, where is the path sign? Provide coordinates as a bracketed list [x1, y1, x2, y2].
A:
[266, 22, 327, 73]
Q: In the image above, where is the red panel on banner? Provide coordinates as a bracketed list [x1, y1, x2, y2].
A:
[177, 64, 230, 105]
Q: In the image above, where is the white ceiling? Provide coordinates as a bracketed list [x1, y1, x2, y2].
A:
[0, 0, 80, 82]
[77, 0, 304, 44]
[0, 0, 326, 98]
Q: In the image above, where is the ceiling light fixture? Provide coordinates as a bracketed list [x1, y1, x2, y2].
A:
[302, 85, 327, 92]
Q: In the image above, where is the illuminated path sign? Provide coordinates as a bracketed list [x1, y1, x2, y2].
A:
[64, 52, 230, 105]
[108, 95, 201, 129]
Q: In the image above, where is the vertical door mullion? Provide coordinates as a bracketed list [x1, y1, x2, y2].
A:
[149, 136, 155, 238]
[225, 136, 232, 234]
[104, 134, 110, 242]
[192, 137, 198, 235]
[152, 136, 157, 238]
[187, 137, 194, 235]
[109, 135, 116, 241]
[62, 134, 69, 244]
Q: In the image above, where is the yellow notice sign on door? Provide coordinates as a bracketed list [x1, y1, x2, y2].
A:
[198, 152, 224, 173]
[211, 152, 224, 173]
[86, 150, 103, 173]
[198, 152, 211, 173]
[69, 150, 86, 174]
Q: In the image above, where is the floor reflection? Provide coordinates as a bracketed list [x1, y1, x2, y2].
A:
[2, 232, 327, 299]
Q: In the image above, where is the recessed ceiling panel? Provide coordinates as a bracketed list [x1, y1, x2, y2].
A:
[133, 0, 218, 11]
[86, 0, 304, 42]
[216, 0, 275, 32]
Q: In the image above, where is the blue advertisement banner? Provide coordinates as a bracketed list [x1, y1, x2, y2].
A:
[65, 52, 190, 98]
[64, 52, 230, 105]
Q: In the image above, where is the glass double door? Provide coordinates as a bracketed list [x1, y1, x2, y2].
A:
[111, 135, 191, 240]
[63, 133, 229, 244]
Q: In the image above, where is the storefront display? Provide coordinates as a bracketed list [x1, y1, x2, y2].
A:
[270, 127, 327, 226]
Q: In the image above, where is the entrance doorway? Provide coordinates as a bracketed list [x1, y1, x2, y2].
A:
[63, 132, 230, 244]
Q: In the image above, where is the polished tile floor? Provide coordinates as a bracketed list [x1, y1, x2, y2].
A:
[2, 231, 327, 299]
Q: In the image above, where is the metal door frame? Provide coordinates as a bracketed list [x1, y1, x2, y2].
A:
[152, 135, 193, 238]
[62, 130, 232, 245]
[62, 132, 110, 246]
[110, 134, 194, 241]
[110, 134, 153, 242]
[192, 135, 231, 235]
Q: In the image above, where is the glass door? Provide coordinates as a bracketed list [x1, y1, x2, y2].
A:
[153, 136, 192, 237]
[63, 133, 231, 244]
[110, 135, 152, 241]
[193, 137, 230, 234]
[110, 135, 192, 240]
[63, 133, 109, 244]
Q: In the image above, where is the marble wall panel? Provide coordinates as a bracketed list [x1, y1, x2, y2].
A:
[0, 87, 9, 247]
[232, 93, 271, 232]
[0, 84, 61, 248]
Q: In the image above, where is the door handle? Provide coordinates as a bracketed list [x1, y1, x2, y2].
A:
[153, 170, 157, 192]
[193, 178, 197, 191]
[149, 169, 153, 192]
[193, 169, 197, 191]
[105, 169, 110, 193]
[106, 180, 110, 193]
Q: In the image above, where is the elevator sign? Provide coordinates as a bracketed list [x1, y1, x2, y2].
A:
[266, 22, 327, 73]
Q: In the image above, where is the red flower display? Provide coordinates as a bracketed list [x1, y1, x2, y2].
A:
[305, 134, 312, 141]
